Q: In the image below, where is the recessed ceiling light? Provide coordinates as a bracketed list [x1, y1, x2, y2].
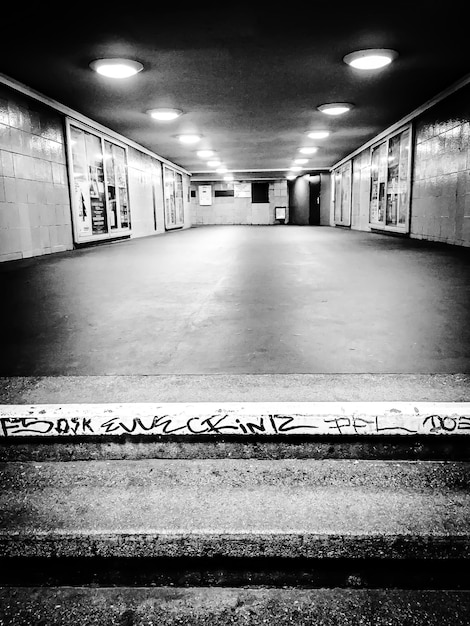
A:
[299, 147, 318, 154]
[207, 160, 222, 167]
[317, 103, 353, 116]
[197, 150, 215, 158]
[89, 58, 143, 78]
[178, 134, 201, 144]
[224, 175, 234, 181]
[216, 167, 228, 173]
[343, 49, 398, 70]
[290, 166, 303, 172]
[147, 108, 183, 121]
[306, 130, 330, 139]
[294, 158, 309, 164]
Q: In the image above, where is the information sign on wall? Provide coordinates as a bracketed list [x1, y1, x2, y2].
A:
[234, 182, 251, 198]
[199, 185, 212, 206]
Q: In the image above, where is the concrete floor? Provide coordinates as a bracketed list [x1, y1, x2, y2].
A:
[0, 225, 469, 376]
[3, 588, 470, 626]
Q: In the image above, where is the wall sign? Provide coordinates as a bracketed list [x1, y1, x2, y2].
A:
[234, 183, 251, 198]
[199, 185, 212, 206]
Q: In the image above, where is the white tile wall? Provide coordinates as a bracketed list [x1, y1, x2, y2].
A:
[0, 85, 72, 262]
[412, 115, 470, 246]
[190, 180, 288, 226]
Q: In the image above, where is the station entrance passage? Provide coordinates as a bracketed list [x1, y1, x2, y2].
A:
[1, 225, 469, 377]
[2, 226, 470, 623]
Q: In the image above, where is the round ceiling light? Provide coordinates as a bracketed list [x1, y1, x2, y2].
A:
[197, 150, 215, 158]
[224, 174, 234, 181]
[207, 160, 222, 167]
[294, 158, 309, 164]
[299, 146, 318, 154]
[317, 103, 353, 116]
[147, 108, 182, 121]
[178, 134, 201, 144]
[343, 49, 398, 70]
[216, 167, 228, 173]
[290, 166, 303, 172]
[89, 58, 143, 78]
[306, 130, 330, 139]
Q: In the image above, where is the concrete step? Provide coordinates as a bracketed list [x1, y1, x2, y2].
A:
[1, 401, 469, 461]
[1, 374, 470, 404]
[1, 459, 469, 562]
[1, 588, 470, 625]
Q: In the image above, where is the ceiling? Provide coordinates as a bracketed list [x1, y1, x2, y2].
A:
[1, 3, 469, 179]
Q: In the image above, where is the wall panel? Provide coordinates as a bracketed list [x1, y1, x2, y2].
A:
[0, 84, 72, 262]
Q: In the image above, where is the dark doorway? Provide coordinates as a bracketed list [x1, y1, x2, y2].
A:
[309, 175, 321, 225]
[288, 175, 322, 225]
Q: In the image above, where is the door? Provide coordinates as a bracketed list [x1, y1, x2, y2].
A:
[309, 175, 321, 225]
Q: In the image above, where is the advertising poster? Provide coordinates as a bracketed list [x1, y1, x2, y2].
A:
[89, 164, 107, 234]
[75, 179, 92, 236]
[119, 187, 130, 228]
[70, 128, 93, 237]
[164, 166, 182, 229]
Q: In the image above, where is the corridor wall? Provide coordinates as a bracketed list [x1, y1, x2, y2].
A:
[331, 80, 470, 247]
[189, 180, 288, 225]
[0, 81, 191, 263]
[0, 84, 73, 261]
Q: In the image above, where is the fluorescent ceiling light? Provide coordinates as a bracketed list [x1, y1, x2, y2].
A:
[343, 49, 398, 70]
[294, 158, 309, 164]
[178, 134, 201, 144]
[197, 150, 215, 158]
[89, 58, 143, 78]
[299, 147, 318, 154]
[317, 103, 353, 116]
[208, 160, 222, 167]
[306, 130, 330, 139]
[147, 108, 182, 121]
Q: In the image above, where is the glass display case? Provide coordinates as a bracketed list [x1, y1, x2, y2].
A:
[67, 120, 131, 243]
[163, 165, 185, 230]
[333, 161, 352, 227]
[369, 126, 411, 232]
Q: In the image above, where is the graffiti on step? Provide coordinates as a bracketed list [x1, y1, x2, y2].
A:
[0, 408, 469, 437]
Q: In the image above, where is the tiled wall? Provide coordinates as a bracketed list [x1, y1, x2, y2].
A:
[0, 84, 72, 262]
[190, 180, 288, 225]
[411, 84, 470, 246]
[333, 83, 470, 247]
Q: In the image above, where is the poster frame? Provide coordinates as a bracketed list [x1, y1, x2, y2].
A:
[333, 160, 352, 227]
[368, 123, 413, 234]
[65, 118, 132, 244]
[163, 164, 185, 230]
